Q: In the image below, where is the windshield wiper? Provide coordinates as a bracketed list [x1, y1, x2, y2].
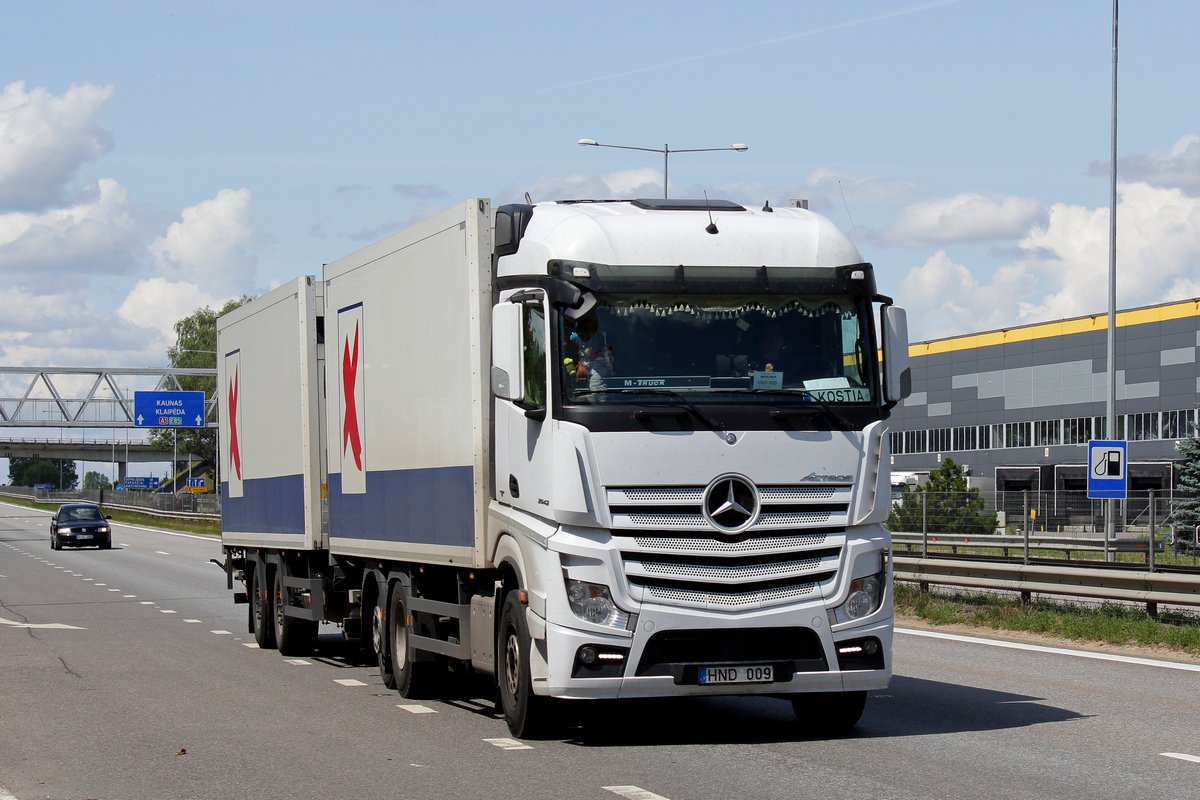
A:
[746, 388, 855, 430]
[574, 387, 725, 431]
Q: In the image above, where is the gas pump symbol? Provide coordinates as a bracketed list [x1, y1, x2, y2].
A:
[1095, 449, 1122, 477]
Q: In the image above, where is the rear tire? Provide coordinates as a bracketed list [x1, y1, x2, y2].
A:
[250, 567, 276, 649]
[791, 690, 867, 734]
[497, 592, 557, 739]
[373, 591, 397, 689]
[273, 569, 318, 656]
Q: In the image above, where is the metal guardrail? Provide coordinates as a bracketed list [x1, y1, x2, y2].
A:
[0, 487, 219, 521]
[892, 532, 1167, 557]
[893, 555, 1200, 615]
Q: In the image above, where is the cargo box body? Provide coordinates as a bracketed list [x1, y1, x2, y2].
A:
[322, 199, 493, 568]
[217, 276, 325, 551]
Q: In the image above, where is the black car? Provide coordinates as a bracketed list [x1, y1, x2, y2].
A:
[50, 503, 113, 550]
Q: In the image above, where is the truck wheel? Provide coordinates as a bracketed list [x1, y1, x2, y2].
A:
[791, 690, 867, 734]
[388, 590, 429, 698]
[250, 567, 277, 649]
[273, 569, 317, 656]
[497, 592, 556, 739]
[373, 593, 397, 689]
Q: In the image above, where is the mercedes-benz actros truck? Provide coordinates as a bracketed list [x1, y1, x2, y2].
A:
[217, 196, 911, 737]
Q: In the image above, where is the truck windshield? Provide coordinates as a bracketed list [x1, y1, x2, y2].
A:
[560, 294, 874, 405]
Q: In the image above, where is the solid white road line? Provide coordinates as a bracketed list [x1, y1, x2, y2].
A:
[896, 627, 1200, 673]
[1162, 752, 1200, 764]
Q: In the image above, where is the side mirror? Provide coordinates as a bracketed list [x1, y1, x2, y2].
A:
[491, 301, 525, 402]
[882, 305, 911, 403]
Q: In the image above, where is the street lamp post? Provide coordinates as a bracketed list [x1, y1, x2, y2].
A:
[578, 139, 748, 199]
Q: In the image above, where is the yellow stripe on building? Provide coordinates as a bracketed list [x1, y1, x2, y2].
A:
[909, 298, 1200, 358]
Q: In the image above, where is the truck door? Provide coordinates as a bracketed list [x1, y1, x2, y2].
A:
[493, 289, 556, 519]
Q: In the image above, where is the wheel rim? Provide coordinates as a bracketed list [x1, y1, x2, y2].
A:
[254, 576, 265, 629]
[504, 628, 521, 699]
[372, 604, 384, 655]
[392, 606, 408, 672]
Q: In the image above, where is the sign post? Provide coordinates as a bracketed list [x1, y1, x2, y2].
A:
[1088, 439, 1128, 560]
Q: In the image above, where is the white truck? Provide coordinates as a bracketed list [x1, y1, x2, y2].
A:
[217, 197, 911, 737]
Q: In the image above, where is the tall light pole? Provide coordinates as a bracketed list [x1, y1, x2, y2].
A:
[578, 139, 748, 199]
[1105, 0, 1119, 559]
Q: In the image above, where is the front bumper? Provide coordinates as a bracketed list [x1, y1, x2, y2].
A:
[534, 601, 892, 699]
[58, 531, 110, 547]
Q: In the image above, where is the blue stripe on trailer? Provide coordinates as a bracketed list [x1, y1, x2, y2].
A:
[221, 475, 307, 536]
[328, 465, 474, 548]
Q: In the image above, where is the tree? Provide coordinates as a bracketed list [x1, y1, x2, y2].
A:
[886, 457, 997, 535]
[82, 471, 113, 491]
[8, 458, 78, 491]
[1170, 428, 1200, 549]
[149, 297, 253, 477]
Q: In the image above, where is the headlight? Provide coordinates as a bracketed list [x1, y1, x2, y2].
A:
[57, 527, 71, 534]
[97, 527, 109, 533]
[828, 572, 885, 625]
[565, 579, 631, 630]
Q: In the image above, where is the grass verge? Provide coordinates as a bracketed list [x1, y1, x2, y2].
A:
[0, 493, 219, 536]
[895, 582, 1200, 658]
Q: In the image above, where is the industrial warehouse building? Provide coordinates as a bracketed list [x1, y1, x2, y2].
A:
[886, 297, 1200, 526]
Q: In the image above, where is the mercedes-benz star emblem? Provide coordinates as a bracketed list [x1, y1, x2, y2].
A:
[703, 475, 760, 533]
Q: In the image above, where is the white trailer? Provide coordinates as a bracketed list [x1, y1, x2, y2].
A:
[218, 197, 911, 737]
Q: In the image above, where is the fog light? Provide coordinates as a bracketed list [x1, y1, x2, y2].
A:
[579, 646, 598, 665]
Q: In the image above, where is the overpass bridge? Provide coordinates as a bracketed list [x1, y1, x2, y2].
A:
[0, 366, 215, 486]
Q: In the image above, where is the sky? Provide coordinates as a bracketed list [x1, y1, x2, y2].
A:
[3, 1, 1200, 478]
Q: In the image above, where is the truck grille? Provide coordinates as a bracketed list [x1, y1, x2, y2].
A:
[608, 484, 850, 611]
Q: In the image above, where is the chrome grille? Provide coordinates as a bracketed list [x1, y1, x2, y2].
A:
[608, 482, 850, 610]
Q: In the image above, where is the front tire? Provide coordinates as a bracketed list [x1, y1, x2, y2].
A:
[497, 592, 556, 739]
[791, 690, 867, 734]
[50, 533, 59, 550]
[250, 567, 276, 649]
[273, 569, 317, 656]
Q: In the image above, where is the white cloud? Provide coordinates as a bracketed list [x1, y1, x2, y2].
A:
[0, 284, 159, 367]
[0, 81, 115, 212]
[897, 180, 1200, 339]
[149, 188, 256, 295]
[1095, 133, 1200, 195]
[0, 178, 137, 272]
[116, 277, 227, 344]
[878, 192, 1047, 248]
[899, 251, 1037, 340]
[504, 168, 664, 204]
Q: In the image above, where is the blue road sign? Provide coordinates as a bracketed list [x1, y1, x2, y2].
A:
[123, 476, 160, 491]
[1087, 440, 1128, 499]
[134, 391, 206, 428]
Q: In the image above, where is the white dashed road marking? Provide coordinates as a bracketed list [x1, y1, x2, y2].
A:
[160, 610, 177, 614]
[334, 679, 367, 686]
[484, 738, 534, 751]
[0, 615, 84, 630]
[243, 642, 260, 648]
[285, 659, 312, 665]
[211, 630, 232, 635]
[398, 704, 436, 714]
[604, 787, 672, 800]
[155, 551, 170, 555]
[1162, 752, 1200, 764]
[184, 619, 202, 623]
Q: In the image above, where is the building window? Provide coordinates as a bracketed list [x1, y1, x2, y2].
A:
[1005, 421, 1031, 448]
[1034, 419, 1061, 446]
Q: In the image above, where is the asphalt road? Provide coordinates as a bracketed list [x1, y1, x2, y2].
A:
[1, 500, 1198, 800]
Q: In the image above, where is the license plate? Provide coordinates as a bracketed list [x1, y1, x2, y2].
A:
[76, 534, 92, 540]
[698, 665, 774, 685]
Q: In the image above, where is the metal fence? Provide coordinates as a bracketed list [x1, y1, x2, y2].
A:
[888, 488, 1194, 537]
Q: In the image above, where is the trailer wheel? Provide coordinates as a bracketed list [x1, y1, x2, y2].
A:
[250, 567, 276, 649]
[373, 593, 397, 689]
[497, 592, 556, 739]
[388, 590, 430, 698]
[791, 690, 866, 734]
[273, 569, 318, 656]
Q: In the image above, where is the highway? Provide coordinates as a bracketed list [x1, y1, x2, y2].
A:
[1, 501, 1198, 800]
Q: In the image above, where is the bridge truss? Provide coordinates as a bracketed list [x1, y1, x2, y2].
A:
[0, 367, 218, 428]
